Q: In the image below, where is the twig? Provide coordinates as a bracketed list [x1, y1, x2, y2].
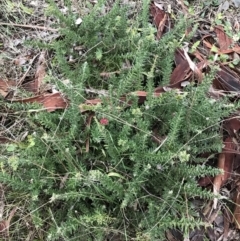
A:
[0, 22, 58, 32]
[85, 88, 109, 96]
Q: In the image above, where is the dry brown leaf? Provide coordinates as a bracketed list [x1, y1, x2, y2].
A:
[214, 65, 240, 92]
[192, 49, 205, 61]
[150, 3, 168, 40]
[224, 117, 240, 137]
[0, 207, 17, 238]
[0, 79, 16, 98]
[198, 176, 214, 187]
[171, 49, 206, 85]
[21, 80, 39, 93]
[213, 137, 235, 209]
[232, 45, 240, 54]
[203, 35, 240, 55]
[0, 137, 14, 144]
[11, 92, 68, 112]
[183, 46, 203, 83]
[202, 39, 215, 51]
[170, 60, 190, 86]
[214, 26, 233, 51]
[33, 93, 68, 112]
[174, 49, 186, 65]
[202, 39, 225, 55]
[156, 12, 167, 40]
[131, 91, 147, 104]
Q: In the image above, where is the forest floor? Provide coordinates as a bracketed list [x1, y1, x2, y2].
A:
[2, 0, 240, 240]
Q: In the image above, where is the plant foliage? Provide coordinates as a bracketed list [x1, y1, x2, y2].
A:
[1, 0, 239, 240]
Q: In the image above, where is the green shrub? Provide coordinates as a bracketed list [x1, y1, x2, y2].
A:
[1, 0, 239, 240]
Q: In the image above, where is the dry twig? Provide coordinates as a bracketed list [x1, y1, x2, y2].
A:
[0, 22, 58, 32]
